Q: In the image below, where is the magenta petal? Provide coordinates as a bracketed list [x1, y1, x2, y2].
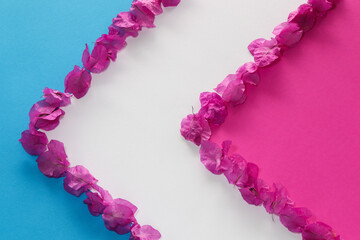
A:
[131, 224, 161, 240]
[162, 0, 181, 7]
[96, 34, 127, 61]
[302, 222, 339, 240]
[64, 65, 92, 99]
[43, 87, 71, 107]
[308, 0, 333, 12]
[19, 129, 48, 156]
[199, 141, 232, 175]
[262, 183, 293, 215]
[239, 179, 269, 206]
[236, 62, 259, 85]
[279, 206, 312, 233]
[82, 44, 110, 74]
[224, 154, 248, 187]
[198, 92, 227, 126]
[84, 189, 113, 216]
[63, 165, 98, 197]
[131, 0, 163, 28]
[248, 38, 281, 67]
[180, 113, 211, 146]
[36, 140, 70, 178]
[215, 74, 246, 106]
[111, 12, 142, 38]
[29, 100, 65, 131]
[288, 4, 316, 32]
[133, 0, 163, 16]
[273, 22, 304, 47]
[103, 201, 137, 235]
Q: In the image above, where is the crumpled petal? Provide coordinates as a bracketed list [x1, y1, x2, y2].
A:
[64, 65, 92, 99]
[248, 38, 281, 67]
[239, 179, 269, 206]
[84, 187, 113, 216]
[162, 0, 181, 7]
[224, 154, 248, 187]
[279, 206, 312, 233]
[36, 140, 70, 178]
[102, 198, 137, 235]
[96, 34, 127, 61]
[19, 129, 48, 156]
[245, 162, 259, 187]
[130, 0, 163, 28]
[130, 224, 161, 240]
[180, 113, 211, 146]
[198, 92, 227, 126]
[302, 222, 340, 240]
[288, 4, 316, 32]
[262, 183, 294, 214]
[215, 74, 246, 106]
[110, 12, 142, 38]
[236, 62, 260, 85]
[29, 100, 65, 131]
[43, 87, 71, 107]
[273, 22, 303, 47]
[63, 165, 98, 197]
[82, 44, 110, 74]
[308, 0, 333, 12]
[199, 141, 232, 175]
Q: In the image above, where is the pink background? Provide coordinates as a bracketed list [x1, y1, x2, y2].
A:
[212, 1, 360, 239]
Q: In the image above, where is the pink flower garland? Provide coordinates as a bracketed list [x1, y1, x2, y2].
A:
[180, 0, 343, 240]
[19, 0, 181, 239]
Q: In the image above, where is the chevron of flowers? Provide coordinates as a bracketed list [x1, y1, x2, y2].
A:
[180, 1, 343, 240]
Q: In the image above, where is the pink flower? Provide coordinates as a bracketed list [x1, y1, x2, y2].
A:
[131, 224, 161, 240]
[262, 183, 293, 215]
[96, 34, 127, 61]
[199, 141, 232, 175]
[199, 92, 227, 126]
[162, 0, 181, 7]
[64, 65, 92, 99]
[236, 62, 260, 85]
[302, 222, 340, 240]
[224, 154, 248, 187]
[84, 187, 113, 216]
[19, 129, 48, 156]
[63, 165, 98, 197]
[273, 22, 304, 47]
[215, 74, 246, 106]
[102, 198, 138, 235]
[43, 87, 71, 107]
[82, 44, 110, 74]
[29, 100, 65, 131]
[288, 4, 316, 32]
[133, 0, 163, 16]
[308, 0, 333, 12]
[36, 140, 70, 178]
[248, 38, 281, 67]
[180, 113, 211, 146]
[239, 179, 269, 206]
[110, 12, 142, 38]
[279, 206, 312, 233]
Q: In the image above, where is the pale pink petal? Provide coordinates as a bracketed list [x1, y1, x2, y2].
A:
[308, 0, 333, 12]
[19, 129, 48, 156]
[162, 0, 181, 7]
[236, 62, 259, 85]
[180, 113, 211, 146]
[279, 206, 312, 233]
[63, 165, 98, 197]
[29, 100, 65, 131]
[215, 74, 246, 106]
[131, 224, 161, 240]
[64, 65, 92, 99]
[43, 87, 71, 107]
[82, 44, 110, 74]
[288, 4, 316, 32]
[273, 22, 303, 47]
[199, 92, 227, 126]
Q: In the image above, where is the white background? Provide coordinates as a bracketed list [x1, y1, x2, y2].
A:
[48, 0, 304, 239]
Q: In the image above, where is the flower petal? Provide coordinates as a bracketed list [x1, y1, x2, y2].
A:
[215, 74, 246, 106]
[180, 113, 211, 146]
[63, 165, 98, 197]
[43, 87, 71, 107]
[162, 0, 181, 7]
[302, 222, 339, 240]
[131, 224, 161, 240]
[29, 100, 65, 131]
[279, 206, 312, 233]
[82, 44, 110, 74]
[199, 92, 227, 126]
[19, 129, 48, 156]
[288, 4, 316, 32]
[273, 22, 303, 47]
[308, 0, 333, 12]
[64, 65, 92, 99]
[110, 12, 142, 38]
[236, 62, 260, 85]
[96, 34, 127, 61]
[103, 200, 137, 235]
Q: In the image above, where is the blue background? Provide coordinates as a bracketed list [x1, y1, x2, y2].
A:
[0, 1, 133, 239]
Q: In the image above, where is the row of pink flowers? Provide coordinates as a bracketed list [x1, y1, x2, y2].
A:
[19, 0, 181, 239]
[180, 1, 342, 240]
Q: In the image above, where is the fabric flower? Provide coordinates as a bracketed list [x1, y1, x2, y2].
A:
[110, 12, 142, 38]
[29, 100, 65, 131]
[198, 92, 227, 126]
[63, 165, 98, 197]
[64, 65, 92, 99]
[199, 141, 232, 175]
[130, 224, 161, 240]
[162, 0, 181, 7]
[43, 87, 71, 107]
[96, 34, 127, 61]
[215, 74, 246, 106]
[262, 183, 293, 215]
[180, 113, 211, 146]
[248, 38, 281, 67]
[236, 62, 260, 85]
[102, 198, 138, 235]
[82, 44, 110, 74]
[239, 179, 269, 206]
[19, 129, 48, 156]
[273, 22, 304, 47]
[279, 206, 312, 233]
[36, 140, 70, 178]
[288, 4, 316, 32]
[308, 0, 333, 12]
[84, 187, 113, 216]
[302, 222, 340, 240]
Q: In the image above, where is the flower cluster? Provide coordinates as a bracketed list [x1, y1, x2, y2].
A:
[20, 0, 181, 239]
[180, 1, 341, 239]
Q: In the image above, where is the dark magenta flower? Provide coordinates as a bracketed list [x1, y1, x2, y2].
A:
[180, 113, 211, 146]
[288, 4, 316, 32]
[199, 92, 227, 126]
[96, 34, 127, 61]
[29, 100, 65, 131]
[215, 74, 246, 106]
[82, 44, 110, 74]
[279, 206, 312, 233]
[64, 65, 92, 99]
[110, 12, 142, 38]
[273, 22, 304, 47]
[19, 128, 48, 156]
[162, 0, 181, 7]
[43, 87, 71, 107]
[130, 224, 161, 240]
[36, 140, 70, 178]
[63, 165, 98, 197]
[248, 38, 281, 67]
[302, 222, 340, 240]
